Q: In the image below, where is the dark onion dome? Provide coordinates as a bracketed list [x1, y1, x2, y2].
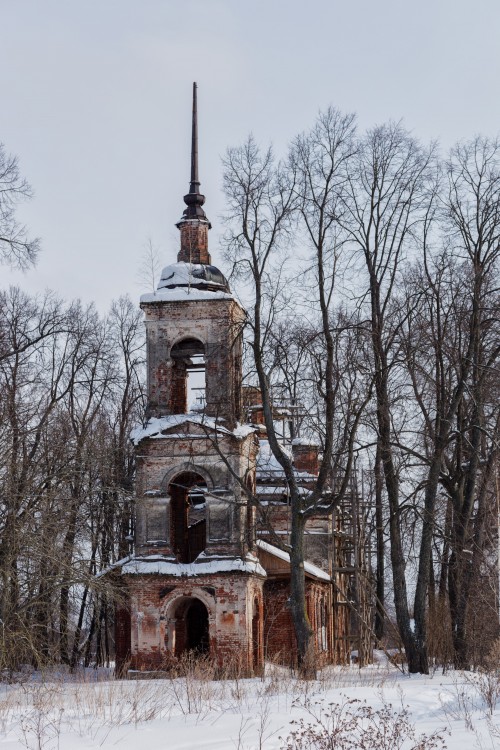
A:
[157, 262, 230, 293]
[176, 193, 211, 226]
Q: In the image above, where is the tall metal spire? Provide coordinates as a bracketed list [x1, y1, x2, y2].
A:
[178, 81, 210, 225]
[189, 82, 200, 194]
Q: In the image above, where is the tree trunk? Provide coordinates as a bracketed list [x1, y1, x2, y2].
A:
[289, 510, 314, 675]
[372, 310, 424, 672]
[374, 440, 385, 641]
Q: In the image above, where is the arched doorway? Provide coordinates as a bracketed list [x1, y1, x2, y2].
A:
[169, 471, 207, 563]
[171, 597, 210, 657]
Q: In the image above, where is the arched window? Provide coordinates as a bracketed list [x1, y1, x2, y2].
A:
[169, 471, 207, 563]
[169, 338, 206, 413]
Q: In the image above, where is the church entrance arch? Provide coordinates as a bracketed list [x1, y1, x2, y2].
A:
[168, 596, 210, 657]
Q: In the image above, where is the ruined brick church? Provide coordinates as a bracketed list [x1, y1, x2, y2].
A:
[115, 84, 348, 675]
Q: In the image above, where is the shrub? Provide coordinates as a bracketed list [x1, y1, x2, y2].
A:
[281, 696, 448, 750]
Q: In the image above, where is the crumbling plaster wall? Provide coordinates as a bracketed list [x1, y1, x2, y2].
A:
[134, 430, 258, 558]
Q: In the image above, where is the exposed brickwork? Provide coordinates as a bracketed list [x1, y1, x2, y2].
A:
[292, 442, 320, 476]
[134, 427, 259, 560]
[122, 573, 264, 675]
[125, 244, 264, 674]
[177, 221, 211, 265]
[263, 578, 335, 668]
[143, 298, 245, 428]
[242, 386, 265, 425]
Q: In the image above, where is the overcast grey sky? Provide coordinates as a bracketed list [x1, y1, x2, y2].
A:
[2, 0, 499, 310]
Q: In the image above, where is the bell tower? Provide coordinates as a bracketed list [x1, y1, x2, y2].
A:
[144, 84, 243, 428]
[117, 84, 265, 676]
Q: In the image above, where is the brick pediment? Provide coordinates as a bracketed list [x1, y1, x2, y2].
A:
[131, 414, 235, 445]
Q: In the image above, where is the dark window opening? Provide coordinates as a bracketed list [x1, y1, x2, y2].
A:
[252, 597, 261, 671]
[186, 599, 209, 653]
[169, 471, 207, 563]
[173, 597, 210, 657]
[170, 338, 206, 414]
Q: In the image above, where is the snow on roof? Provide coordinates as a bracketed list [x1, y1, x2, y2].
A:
[140, 263, 243, 305]
[255, 485, 290, 496]
[120, 552, 266, 578]
[256, 439, 291, 478]
[255, 485, 311, 498]
[141, 288, 236, 304]
[130, 415, 257, 446]
[158, 262, 224, 289]
[256, 539, 331, 582]
[233, 423, 257, 439]
[256, 439, 317, 482]
[291, 437, 320, 447]
[130, 414, 223, 445]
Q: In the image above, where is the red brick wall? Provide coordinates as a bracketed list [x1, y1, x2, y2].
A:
[142, 298, 245, 428]
[242, 386, 265, 425]
[263, 578, 335, 667]
[292, 443, 319, 475]
[123, 572, 264, 675]
[169, 361, 187, 413]
[177, 222, 210, 265]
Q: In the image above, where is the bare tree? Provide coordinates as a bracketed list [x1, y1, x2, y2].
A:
[395, 135, 500, 670]
[0, 143, 40, 269]
[0, 289, 87, 667]
[339, 122, 438, 673]
[137, 238, 162, 293]
[398, 247, 476, 670]
[222, 114, 370, 673]
[0, 288, 144, 670]
[439, 137, 500, 668]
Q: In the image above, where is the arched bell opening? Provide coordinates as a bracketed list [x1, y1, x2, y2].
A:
[169, 337, 206, 414]
[169, 471, 207, 563]
[169, 596, 210, 658]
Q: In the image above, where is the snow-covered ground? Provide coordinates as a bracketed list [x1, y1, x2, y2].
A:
[0, 657, 499, 749]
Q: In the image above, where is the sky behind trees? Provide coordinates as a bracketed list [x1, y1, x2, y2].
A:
[2, 0, 499, 309]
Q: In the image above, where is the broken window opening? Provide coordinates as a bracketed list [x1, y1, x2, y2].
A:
[169, 471, 207, 563]
[170, 338, 206, 414]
